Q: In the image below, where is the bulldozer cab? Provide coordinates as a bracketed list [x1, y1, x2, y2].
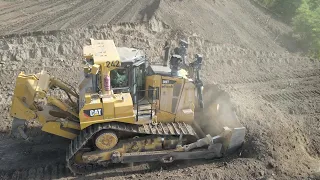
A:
[112, 47, 147, 104]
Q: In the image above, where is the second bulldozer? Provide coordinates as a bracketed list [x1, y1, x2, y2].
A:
[9, 39, 245, 174]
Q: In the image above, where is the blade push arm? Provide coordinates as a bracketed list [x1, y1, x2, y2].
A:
[49, 78, 79, 99]
[10, 70, 80, 139]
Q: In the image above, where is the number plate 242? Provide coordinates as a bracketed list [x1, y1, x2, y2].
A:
[106, 60, 121, 68]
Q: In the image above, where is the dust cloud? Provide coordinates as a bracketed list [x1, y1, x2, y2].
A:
[195, 84, 242, 136]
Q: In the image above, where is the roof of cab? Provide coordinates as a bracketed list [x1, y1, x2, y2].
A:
[117, 47, 145, 63]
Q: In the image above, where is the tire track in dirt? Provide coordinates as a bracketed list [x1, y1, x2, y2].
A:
[0, 1, 20, 11]
[261, 90, 320, 102]
[0, 163, 71, 180]
[17, 0, 78, 33]
[64, 0, 115, 29]
[76, 0, 116, 27]
[218, 69, 320, 85]
[0, 1, 47, 16]
[219, 75, 278, 84]
[0, 0, 152, 35]
[0, 134, 71, 180]
[275, 99, 320, 116]
[95, 1, 128, 25]
[121, 0, 156, 22]
[0, 0, 67, 34]
[109, 0, 139, 24]
[14, 0, 83, 33]
[294, 68, 320, 78]
[36, 0, 92, 30]
[234, 68, 320, 161]
[58, 1, 105, 30]
[304, 115, 320, 156]
[293, 113, 320, 118]
[1, 158, 169, 180]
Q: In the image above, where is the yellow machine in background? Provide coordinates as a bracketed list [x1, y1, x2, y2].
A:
[9, 39, 245, 174]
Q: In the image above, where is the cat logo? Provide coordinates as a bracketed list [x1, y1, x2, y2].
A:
[162, 80, 170, 84]
[162, 79, 176, 88]
[84, 108, 103, 117]
[162, 79, 176, 84]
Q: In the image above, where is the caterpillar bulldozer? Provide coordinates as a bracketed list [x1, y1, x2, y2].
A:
[9, 39, 245, 175]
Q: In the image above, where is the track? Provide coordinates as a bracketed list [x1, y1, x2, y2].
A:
[0, 122, 198, 179]
[67, 122, 197, 175]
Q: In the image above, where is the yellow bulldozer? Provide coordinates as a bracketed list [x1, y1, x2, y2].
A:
[9, 39, 245, 175]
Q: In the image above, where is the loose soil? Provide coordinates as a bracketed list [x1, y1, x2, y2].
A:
[0, 0, 319, 179]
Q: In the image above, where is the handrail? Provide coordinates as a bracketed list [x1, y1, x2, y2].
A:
[135, 88, 158, 121]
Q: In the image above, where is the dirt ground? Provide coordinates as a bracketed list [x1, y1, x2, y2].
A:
[0, 0, 319, 180]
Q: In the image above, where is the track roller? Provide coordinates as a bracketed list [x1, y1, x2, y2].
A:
[95, 130, 118, 150]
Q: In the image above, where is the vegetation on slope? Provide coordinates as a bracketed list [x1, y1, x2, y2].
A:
[259, 0, 320, 58]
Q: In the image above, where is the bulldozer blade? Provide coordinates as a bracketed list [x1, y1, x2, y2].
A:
[226, 127, 246, 153]
[11, 118, 29, 140]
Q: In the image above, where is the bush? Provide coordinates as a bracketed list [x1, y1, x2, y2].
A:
[258, 0, 320, 58]
[293, 0, 320, 58]
[258, 0, 302, 22]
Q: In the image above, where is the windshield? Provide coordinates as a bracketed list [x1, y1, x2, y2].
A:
[110, 68, 128, 88]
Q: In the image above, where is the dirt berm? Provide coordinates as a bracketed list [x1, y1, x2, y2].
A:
[0, 0, 319, 179]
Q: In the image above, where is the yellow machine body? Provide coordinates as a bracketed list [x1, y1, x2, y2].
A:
[77, 39, 197, 130]
[145, 75, 195, 123]
[10, 71, 80, 139]
[9, 39, 199, 139]
[79, 39, 135, 129]
[9, 39, 246, 175]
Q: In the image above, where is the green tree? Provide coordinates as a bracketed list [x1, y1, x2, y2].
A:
[258, 0, 320, 58]
[293, 0, 320, 58]
[258, 0, 302, 22]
